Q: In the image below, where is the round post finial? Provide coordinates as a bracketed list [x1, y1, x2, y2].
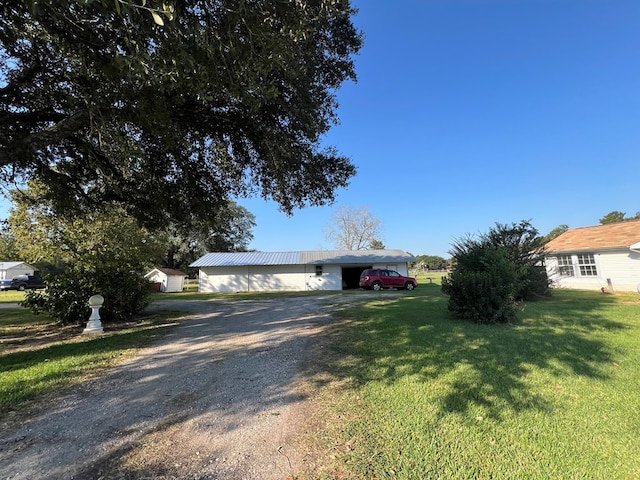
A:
[83, 294, 104, 334]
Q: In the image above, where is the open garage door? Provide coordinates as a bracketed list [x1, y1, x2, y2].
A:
[341, 266, 371, 290]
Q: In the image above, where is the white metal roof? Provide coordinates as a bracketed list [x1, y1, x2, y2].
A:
[0, 261, 34, 270]
[190, 249, 415, 268]
[300, 250, 416, 265]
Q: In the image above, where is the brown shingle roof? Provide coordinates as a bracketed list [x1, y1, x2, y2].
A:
[545, 221, 640, 253]
[157, 268, 188, 276]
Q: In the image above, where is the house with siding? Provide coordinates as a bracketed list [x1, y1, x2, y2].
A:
[544, 221, 640, 292]
[190, 249, 416, 293]
[0, 262, 36, 280]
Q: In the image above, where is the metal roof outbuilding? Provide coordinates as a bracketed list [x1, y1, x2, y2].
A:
[190, 249, 416, 268]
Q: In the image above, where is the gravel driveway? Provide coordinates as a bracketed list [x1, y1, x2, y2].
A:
[0, 295, 342, 479]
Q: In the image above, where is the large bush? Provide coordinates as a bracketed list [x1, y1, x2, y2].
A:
[23, 265, 150, 325]
[442, 221, 550, 324]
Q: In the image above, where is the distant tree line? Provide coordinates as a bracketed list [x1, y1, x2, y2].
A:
[414, 255, 450, 270]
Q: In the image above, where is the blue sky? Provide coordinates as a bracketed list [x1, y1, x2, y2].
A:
[238, 0, 640, 257]
[1, 0, 638, 258]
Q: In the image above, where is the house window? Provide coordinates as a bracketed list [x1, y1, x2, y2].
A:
[315, 265, 323, 276]
[577, 254, 598, 276]
[557, 255, 575, 276]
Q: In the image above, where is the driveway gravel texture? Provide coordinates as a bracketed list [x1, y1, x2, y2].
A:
[0, 294, 351, 480]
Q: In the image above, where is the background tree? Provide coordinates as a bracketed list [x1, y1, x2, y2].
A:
[599, 211, 640, 224]
[599, 211, 626, 224]
[442, 220, 549, 324]
[10, 182, 163, 323]
[415, 255, 449, 270]
[542, 224, 569, 243]
[325, 206, 383, 250]
[0, 220, 19, 260]
[159, 202, 256, 271]
[0, 0, 362, 227]
[368, 239, 385, 250]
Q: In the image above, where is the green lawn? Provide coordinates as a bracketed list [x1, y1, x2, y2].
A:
[0, 290, 26, 303]
[416, 272, 446, 286]
[307, 286, 640, 479]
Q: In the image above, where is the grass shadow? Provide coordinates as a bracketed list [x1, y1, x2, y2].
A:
[309, 288, 628, 420]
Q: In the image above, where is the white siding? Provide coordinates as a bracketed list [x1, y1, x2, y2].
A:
[199, 264, 350, 292]
[165, 275, 185, 293]
[146, 271, 163, 283]
[599, 251, 640, 291]
[1, 264, 34, 280]
[546, 250, 640, 292]
[306, 264, 342, 290]
[146, 271, 166, 290]
[199, 266, 249, 293]
[247, 265, 306, 291]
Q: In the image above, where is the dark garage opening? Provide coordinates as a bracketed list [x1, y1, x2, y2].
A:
[341, 266, 371, 290]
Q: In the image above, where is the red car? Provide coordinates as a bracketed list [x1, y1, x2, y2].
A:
[359, 269, 418, 291]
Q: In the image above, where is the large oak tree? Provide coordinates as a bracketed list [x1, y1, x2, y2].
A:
[0, 0, 362, 226]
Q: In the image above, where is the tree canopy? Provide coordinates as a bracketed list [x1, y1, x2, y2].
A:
[8, 180, 255, 272]
[0, 0, 362, 227]
[158, 202, 256, 271]
[0, 220, 19, 260]
[542, 224, 569, 243]
[599, 211, 640, 224]
[8, 181, 163, 270]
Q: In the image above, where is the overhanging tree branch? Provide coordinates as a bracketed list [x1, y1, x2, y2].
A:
[0, 0, 362, 226]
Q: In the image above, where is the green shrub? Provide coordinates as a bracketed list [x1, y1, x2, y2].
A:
[442, 221, 550, 324]
[22, 266, 149, 325]
[442, 246, 519, 324]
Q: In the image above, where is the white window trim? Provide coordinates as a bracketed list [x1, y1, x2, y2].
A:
[556, 253, 600, 279]
[576, 253, 598, 277]
[556, 254, 575, 277]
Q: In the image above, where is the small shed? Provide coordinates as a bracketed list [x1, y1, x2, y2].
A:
[190, 249, 416, 293]
[145, 268, 187, 293]
[0, 261, 36, 280]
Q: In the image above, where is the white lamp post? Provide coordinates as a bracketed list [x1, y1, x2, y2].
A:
[83, 294, 104, 334]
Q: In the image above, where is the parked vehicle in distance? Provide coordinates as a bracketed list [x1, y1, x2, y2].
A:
[0, 275, 47, 291]
[359, 269, 418, 291]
